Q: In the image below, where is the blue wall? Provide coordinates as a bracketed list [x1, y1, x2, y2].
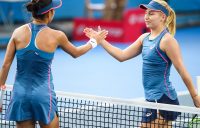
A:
[0, 0, 85, 23]
[169, 0, 200, 12]
[128, 0, 200, 12]
[0, 1, 28, 23]
[55, 0, 84, 19]
[1, 0, 200, 24]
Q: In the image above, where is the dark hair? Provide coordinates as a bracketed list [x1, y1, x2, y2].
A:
[26, 0, 51, 20]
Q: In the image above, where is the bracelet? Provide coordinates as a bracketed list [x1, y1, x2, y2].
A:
[87, 38, 97, 48]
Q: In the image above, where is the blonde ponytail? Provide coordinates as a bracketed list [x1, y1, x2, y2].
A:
[166, 7, 176, 36]
[153, 0, 176, 36]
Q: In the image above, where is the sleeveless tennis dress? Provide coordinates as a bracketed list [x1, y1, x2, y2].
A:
[6, 23, 57, 125]
[142, 29, 177, 100]
[141, 29, 180, 122]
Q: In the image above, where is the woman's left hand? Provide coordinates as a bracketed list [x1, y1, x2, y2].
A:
[193, 95, 200, 107]
[83, 27, 97, 39]
[83, 27, 108, 44]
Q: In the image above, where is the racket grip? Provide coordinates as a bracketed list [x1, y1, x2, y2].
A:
[0, 85, 6, 112]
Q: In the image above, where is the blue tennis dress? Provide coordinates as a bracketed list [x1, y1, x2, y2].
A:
[142, 29, 177, 100]
[6, 23, 57, 125]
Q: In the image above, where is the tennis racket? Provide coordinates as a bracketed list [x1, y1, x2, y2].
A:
[189, 114, 200, 128]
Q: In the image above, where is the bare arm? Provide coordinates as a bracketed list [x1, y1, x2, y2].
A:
[161, 34, 200, 107]
[57, 31, 92, 58]
[57, 31, 107, 58]
[0, 35, 16, 87]
[100, 33, 148, 62]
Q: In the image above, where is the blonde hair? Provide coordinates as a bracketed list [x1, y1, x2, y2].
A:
[153, 0, 176, 36]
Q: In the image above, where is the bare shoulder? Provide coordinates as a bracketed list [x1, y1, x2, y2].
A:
[11, 24, 31, 40]
[160, 33, 179, 52]
[13, 24, 29, 34]
[162, 33, 178, 44]
[47, 28, 66, 39]
[16, 24, 29, 30]
[47, 28, 63, 34]
[138, 32, 150, 43]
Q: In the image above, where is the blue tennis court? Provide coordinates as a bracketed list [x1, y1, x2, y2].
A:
[0, 27, 200, 99]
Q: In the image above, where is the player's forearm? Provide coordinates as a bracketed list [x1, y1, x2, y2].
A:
[0, 64, 10, 86]
[72, 43, 92, 58]
[101, 40, 125, 62]
[180, 69, 198, 99]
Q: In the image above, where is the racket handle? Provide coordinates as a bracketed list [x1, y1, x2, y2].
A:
[0, 85, 6, 112]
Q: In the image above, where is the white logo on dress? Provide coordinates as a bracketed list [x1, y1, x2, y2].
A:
[150, 44, 155, 49]
[35, 52, 39, 55]
[146, 112, 152, 117]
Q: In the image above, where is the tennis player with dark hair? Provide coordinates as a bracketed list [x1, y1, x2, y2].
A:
[0, 0, 107, 127]
[84, 0, 200, 127]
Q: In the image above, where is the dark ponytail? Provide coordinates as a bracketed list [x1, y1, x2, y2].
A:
[26, 0, 51, 20]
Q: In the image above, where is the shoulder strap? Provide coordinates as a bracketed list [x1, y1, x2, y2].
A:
[142, 33, 151, 44]
[157, 29, 168, 44]
[28, 23, 47, 50]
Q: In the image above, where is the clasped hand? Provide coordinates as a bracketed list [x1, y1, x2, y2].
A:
[84, 26, 107, 45]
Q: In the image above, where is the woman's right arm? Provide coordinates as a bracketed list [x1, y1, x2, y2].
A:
[0, 33, 16, 87]
[57, 31, 107, 58]
[100, 33, 147, 62]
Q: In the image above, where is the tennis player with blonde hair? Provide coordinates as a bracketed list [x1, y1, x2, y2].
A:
[84, 0, 200, 127]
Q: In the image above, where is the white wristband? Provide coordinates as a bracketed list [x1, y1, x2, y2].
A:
[87, 38, 97, 48]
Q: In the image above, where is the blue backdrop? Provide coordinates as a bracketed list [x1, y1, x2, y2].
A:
[0, 0, 200, 23]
